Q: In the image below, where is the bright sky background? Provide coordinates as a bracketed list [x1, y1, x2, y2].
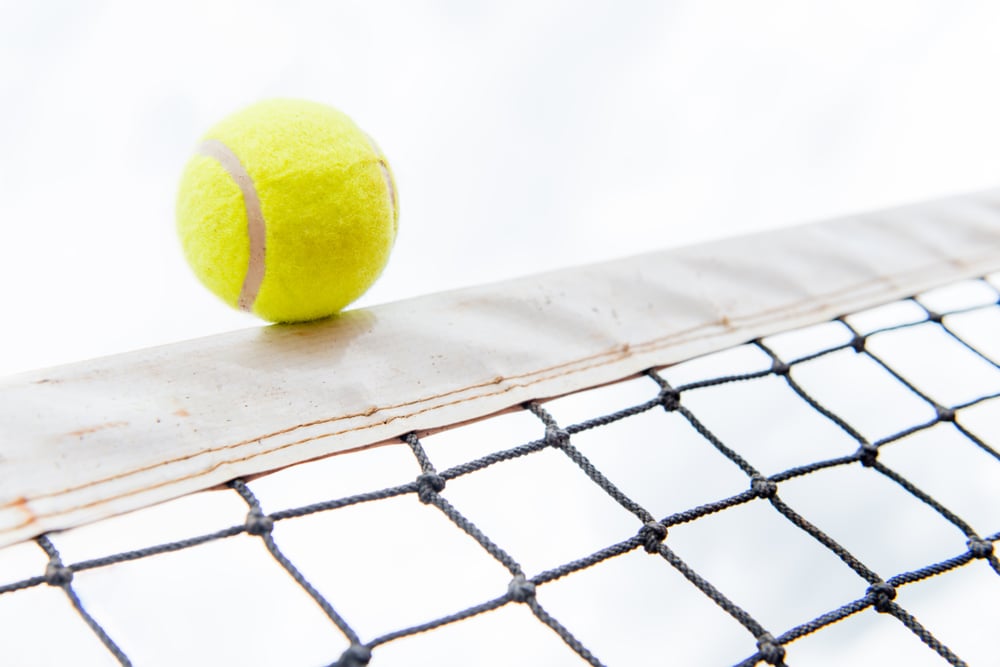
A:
[2, 4, 1000, 666]
[2, 1, 1000, 376]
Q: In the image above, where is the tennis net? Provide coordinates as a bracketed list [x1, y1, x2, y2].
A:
[1, 192, 998, 666]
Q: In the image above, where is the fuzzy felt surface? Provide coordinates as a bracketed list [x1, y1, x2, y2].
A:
[176, 99, 398, 322]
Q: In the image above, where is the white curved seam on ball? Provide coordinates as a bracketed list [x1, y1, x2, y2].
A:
[364, 133, 397, 233]
[197, 139, 267, 313]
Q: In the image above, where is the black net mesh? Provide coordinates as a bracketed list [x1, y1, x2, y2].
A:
[1, 275, 998, 666]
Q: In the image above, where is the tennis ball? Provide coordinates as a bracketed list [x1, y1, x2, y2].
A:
[176, 99, 398, 323]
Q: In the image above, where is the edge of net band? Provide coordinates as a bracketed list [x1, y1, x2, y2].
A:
[2, 189, 1000, 548]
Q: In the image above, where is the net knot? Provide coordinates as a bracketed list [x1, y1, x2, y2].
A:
[849, 334, 866, 353]
[968, 537, 994, 559]
[857, 443, 878, 467]
[335, 644, 372, 667]
[638, 521, 668, 553]
[751, 476, 778, 499]
[771, 360, 790, 376]
[935, 405, 955, 422]
[416, 473, 446, 503]
[658, 388, 681, 412]
[867, 582, 896, 612]
[507, 574, 536, 603]
[44, 562, 73, 587]
[756, 633, 785, 665]
[245, 510, 274, 536]
[544, 426, 571, 449]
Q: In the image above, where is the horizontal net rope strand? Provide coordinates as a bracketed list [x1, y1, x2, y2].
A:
[229, 479, 362, 645]
[34, 536, 133, 667]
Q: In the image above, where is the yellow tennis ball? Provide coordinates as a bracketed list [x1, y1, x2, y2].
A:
[176, 99, 398, 323]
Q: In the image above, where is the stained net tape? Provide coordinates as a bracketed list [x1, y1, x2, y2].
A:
[1, 276, 999, 666]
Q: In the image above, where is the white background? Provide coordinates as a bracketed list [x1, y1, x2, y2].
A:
[2, 1, 1000, 376]
[2, 4, 1000, 666]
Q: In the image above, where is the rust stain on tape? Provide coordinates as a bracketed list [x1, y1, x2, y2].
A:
[11, 497, 36, 527]
[67, 421, 129, 439]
